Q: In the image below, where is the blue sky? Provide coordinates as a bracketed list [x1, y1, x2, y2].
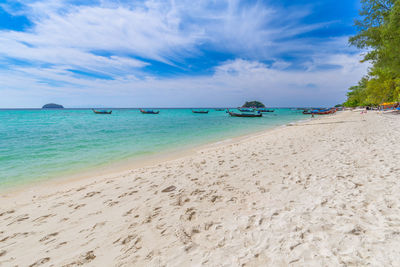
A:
[0, 0, 367, 108]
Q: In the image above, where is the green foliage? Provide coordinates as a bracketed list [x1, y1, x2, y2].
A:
[344, 0, 400, 107]
[242, 101, 265, 108]
[344, 77, 369, 107]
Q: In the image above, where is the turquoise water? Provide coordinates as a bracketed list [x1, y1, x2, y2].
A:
[0, 108, 307, 187]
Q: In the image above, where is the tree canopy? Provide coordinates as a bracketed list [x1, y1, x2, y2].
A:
[344, 0, 400, 107]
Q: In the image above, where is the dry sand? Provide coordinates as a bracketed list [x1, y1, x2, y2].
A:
[1, 110, 400, 266]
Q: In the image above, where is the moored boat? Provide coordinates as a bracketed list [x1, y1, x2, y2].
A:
[380, 102, 398, 110]
[238, 108, 254, 112]
[315, 109, 336, 115]
[140, 109, 160, 114]
[215, 108, 225, 111]
[304, 108, 337, 115]
[257, 108, 274, 112]
[192, 110, 209, 114]
[228, 110, 262, 117]
[92, 109, 112, 114]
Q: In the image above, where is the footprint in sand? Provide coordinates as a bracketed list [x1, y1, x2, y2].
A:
[29, 257, 50, 267]
[84, 191, 101, 198]
[74, 204, 86, 210]
[123, 208, 135, 217]
[55, 241, 67, 249]
[64, 251, 96, 266]
[181, 207, 196, 221]
[32, 214, 54, 224]
[120, 234, 138, 245]
[92, 222, 106, 229]
[39, 232, 58, 242]
[161, 185, 176, 193]
[174, 194, 190, 206]
[7, 214, 29, 226]
[76, 186, 87, 192]
[210, 195, 222, 203]
[108, 201, 119, 207]
[0, 210, 15, 217]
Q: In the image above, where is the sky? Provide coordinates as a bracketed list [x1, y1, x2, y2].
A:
[0, 0, 368, 108]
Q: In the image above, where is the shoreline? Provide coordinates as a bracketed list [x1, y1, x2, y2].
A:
[1, 114, 312, 196]
[3, 110, 398, 266]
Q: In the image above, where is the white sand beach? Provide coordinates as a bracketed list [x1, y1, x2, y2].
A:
[1, 110, 400, 266]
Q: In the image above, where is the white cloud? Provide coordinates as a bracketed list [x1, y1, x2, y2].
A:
[0, 55, 369, 108]
[0, 0, 367, 107]
[0, 0, 338, 69]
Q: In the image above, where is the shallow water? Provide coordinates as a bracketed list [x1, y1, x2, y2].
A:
[0, 108, 308, 187]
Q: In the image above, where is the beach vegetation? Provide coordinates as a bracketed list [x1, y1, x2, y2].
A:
[344, 0, 400, 106]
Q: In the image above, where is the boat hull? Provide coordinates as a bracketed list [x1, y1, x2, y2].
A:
[228, 111, 262, 117]
[93, 109, 112, 114]
[192, 110, 209, 114]
[238, 108, 254, 112]
[304, 108, 337, 115]
[140, 109, 159, 114]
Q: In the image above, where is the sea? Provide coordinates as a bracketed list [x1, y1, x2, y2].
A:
[0, 108, 309, 187]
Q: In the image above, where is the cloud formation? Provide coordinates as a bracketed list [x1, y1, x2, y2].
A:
[0, 0, 366, 107]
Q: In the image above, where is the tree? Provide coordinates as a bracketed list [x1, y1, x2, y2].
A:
[344, 77, 369, 107]
[344, 0, 400, 106]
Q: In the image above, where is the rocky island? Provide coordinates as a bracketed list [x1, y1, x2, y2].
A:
[42, 103, 64, 109]
[242, 101, 265, 108]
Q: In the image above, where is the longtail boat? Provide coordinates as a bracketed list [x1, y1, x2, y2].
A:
[238, 108, 254, 112]
[257, 108, 274, 113]
[303, 108, 325, 114]
[93, 109, 112, 114]
[228, 110, 262, 117]
[192, 110, 209, 114]
[314, 109, 336, 115]
[380, 102, 398, 110]
[304, 108, 336, 115]
[140, 109, 159, 114]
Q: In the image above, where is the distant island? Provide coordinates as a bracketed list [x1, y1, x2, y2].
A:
[242, 101, 265, 108]
[42, 103, 64, 109]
